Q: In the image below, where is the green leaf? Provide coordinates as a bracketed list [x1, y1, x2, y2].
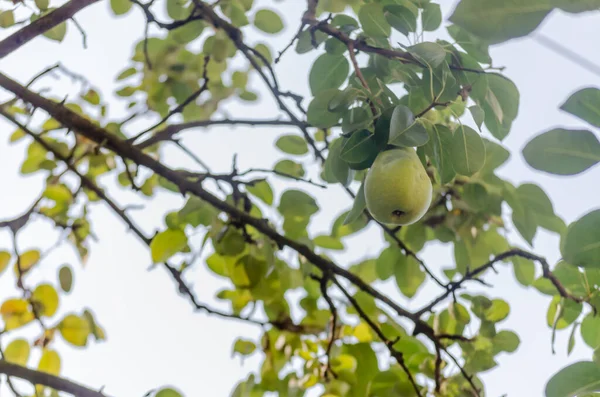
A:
[328, 87, 358, 112]
[274, 159, 305, 178]
[5, 339, 30, 366]
[214, 228, 246, 257]
[480, 138, 510, 174]
[358, 3, 391, 38]
[484, 299, 510, 323]
[395, 256, 426, 298]
[343, 182, 367, 225]
[447, 24, 491, 64]
[561, 209, 600, 268]
[462, 183, 489, 212]
[278, 190, 319, 218]
[476, 74, 519, 140]
[233, 339, 256, 356]
[421, 3, 442, 31]
[581, 313, 600, 349]
[110, 0, 133, 15]
[309, 54, 350, 95]
[390, 121, 429, 147]
[449, 0, 553, 44]
[307, 89, 343, 128]
[246, 180, 273, 205]
[313, 235, 344, 250]
[343, 107, 371, 134]
[156, 388, 184, 397]
[450, 125, 486, 176]
[469, 105, 485, 131]
[512, 256, 536, 286]
[340, 129, 379, 164]
[492, 330, 520, 354]
[388, 105, 414, 142]
[523, 128, 600, 175]
[166, 0, 188, 19]
[342, 343, 380, 396]
[275, 135, 308, 155]
[323, 138, 353, 186]
[547, 297, 582, 330]
[545, 361, 600, 397]
[560, 87, 600, 128]
[383, 5, 417, 35]
[150, 229, 188, 263]
[0, 11, 15, 28]
[295, 29, 328, 53]
[425, 124, 455, 184]
[253, 9, 284, 34]
[35, 0, 49, 10]
[408, 42, 446, 68]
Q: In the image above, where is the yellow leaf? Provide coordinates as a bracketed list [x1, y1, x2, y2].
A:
[42, 118, 62, 131]
[150, 228, 188, 263]
[38, 348, 61, 376]
[353, 322, 373, 342]
[0, 250, 10, 275]
[1, 298, 34, 330]
[58, 314, 90, 347]
[5, 339, 30, 366]
[14, 249, 41, 275]
[32, 284, 59, 317]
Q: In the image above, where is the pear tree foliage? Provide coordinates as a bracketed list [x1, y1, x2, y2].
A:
[0, 0, 600, 396]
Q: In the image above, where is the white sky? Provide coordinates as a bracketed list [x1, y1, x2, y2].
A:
[1, 1, 599, 396]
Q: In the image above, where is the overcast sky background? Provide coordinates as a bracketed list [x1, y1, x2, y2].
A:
[1, 0, 600, 396]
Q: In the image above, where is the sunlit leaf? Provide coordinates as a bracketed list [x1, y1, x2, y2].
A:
[150, 229, 188, 263]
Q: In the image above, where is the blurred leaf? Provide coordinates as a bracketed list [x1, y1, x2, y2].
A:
[38, 349, 61, 376]
[233, 339, 256, 356]
[421, 3, 442, 31]
[274, 159, 305, 178]
[408, 42, 446, 68]
[309, 54, 349, 95]
[450, 125, 486, 176]
[561, 209, 600, 268]
[0, 250, 10, 275]
[343, 181, 366, 225]
[246, 180, 274, 205]
[359, 3, 391, 38]
[110, 0, 133, 15]
[278, 190, 319, 218]
[59, 314, 90, 347]
[156, 388, 184, 397]
[254, 9, 284, 34]
[545, 361, 600, 397]
[307, 89, 343, 128]
[32, 284, 59, 317]
[383, 5, 417, 36]
[512, 256, 536, 286]
[581, 312, 600, 349]
[150, 229, 188, 263]
[394, 256, 425, 298]
[522, 128, 600, 175]
[560, 87, 600, 128]
[5, 339, 30, 366]
[275, 135, 308, 155]
[449, 0, 552, 44]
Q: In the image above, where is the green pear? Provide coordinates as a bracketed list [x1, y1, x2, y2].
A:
[364, 147, 432, 226]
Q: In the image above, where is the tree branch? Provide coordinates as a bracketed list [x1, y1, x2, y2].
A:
[415, 248, 588, 317]
[136, 118, 309, 149]
[0, 71, 435, 338]
[0, 0, 100, 59]
[0, 361, 110, 397]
